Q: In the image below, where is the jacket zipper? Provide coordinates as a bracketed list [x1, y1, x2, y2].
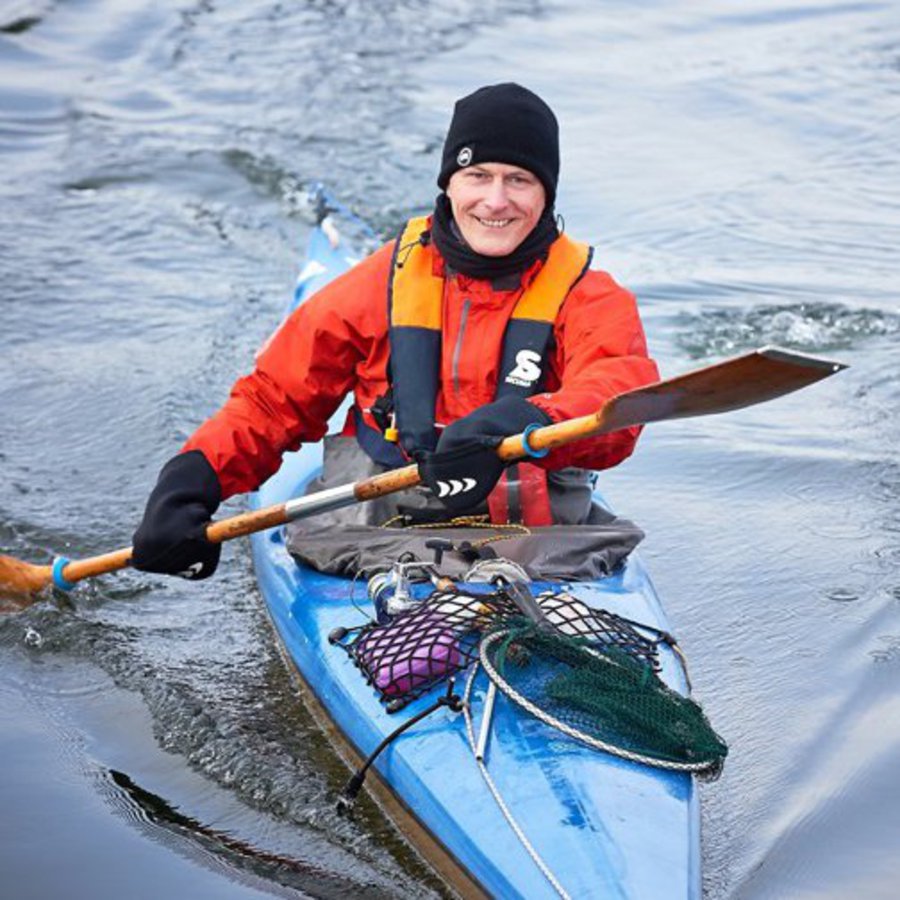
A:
[452, 298, 471, 397]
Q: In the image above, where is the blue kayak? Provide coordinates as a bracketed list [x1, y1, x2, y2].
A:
[249, 210, 701, 899]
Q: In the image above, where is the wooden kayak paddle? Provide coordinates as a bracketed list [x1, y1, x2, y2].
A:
[0, 345, 846, 607]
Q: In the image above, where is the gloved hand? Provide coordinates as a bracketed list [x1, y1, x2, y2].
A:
[132, 450, 223, 580]
[417, 396, 552, 513]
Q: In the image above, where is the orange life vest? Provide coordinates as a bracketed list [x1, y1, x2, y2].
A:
[353, 216, 591, 525]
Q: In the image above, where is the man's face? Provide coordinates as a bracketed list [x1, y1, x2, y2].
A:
[445, 162, 546, 257]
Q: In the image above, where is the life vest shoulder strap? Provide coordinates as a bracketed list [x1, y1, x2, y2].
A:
[387, 216, 443, 455]
[389, 216, 441, 330]
[495, 234, 592, 398]
[511, 233, 592, 323]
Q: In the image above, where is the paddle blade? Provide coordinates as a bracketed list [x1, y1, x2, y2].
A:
[600, 346, 847, 433]
[0, 554, 53, 610]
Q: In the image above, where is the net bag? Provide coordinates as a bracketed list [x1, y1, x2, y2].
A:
[345, 590, 502, 710]
[341, 587, 663, 710]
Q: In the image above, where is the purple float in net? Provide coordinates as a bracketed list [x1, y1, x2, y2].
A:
[348, 591, 494, 706]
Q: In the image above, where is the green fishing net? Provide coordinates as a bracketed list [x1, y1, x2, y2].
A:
[482, 619, 727, 776]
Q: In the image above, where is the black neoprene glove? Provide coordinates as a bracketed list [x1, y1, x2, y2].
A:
[132, 450, 223, 580]
[418, 396, 552, 513]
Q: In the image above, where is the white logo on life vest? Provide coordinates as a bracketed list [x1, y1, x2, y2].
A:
[456, 146, 473, 167]
[178, 562, 204, 579]
[505, 349, 542, 387]
[436, 477, 477, 498]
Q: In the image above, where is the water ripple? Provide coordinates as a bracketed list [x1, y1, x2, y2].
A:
[675, 300, 900, 357]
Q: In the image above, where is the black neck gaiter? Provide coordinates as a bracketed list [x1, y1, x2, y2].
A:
[430, 193, 559, 282]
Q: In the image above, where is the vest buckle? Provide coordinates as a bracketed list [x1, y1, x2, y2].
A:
[370, 391, 398, 442]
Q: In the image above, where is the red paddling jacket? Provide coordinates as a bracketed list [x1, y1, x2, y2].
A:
[184, 217, 659, 523]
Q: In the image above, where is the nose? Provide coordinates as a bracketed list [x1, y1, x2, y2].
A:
[483, 176, 510, 210]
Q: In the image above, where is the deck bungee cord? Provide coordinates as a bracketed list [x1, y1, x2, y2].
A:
[462, 663, 572, 900]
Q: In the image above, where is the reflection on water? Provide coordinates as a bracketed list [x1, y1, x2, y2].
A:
[2, 0, 899, 897]
[104, 768, 413, 899]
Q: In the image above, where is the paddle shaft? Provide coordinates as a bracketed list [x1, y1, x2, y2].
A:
[3, 345, 845, 595]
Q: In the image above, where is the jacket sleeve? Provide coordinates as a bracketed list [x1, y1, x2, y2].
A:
[527, 268, 659, 471]
[182, 244, 392, 499]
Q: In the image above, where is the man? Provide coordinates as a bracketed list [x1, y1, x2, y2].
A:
[132, 83, 659, 580]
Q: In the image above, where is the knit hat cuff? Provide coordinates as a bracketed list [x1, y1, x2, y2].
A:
[437, 83, 560, 204]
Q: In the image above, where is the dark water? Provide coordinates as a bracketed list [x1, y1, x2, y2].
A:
[2, 1, 899, 897]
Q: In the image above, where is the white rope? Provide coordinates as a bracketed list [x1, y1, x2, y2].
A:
[462, 663, 572, 900]
[479, 629, 718, 775]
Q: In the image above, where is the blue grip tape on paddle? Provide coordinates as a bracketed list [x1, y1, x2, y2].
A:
[521, 423, 549, 459]
[52, 557, 76, 592]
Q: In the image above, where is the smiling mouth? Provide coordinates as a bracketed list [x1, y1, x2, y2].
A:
[475, 216, 514, 229]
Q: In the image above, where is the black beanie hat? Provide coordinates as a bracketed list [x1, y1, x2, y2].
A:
[437, 83, 560, 205]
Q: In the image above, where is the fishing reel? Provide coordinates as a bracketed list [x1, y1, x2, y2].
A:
[367, 556, 444, 623]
